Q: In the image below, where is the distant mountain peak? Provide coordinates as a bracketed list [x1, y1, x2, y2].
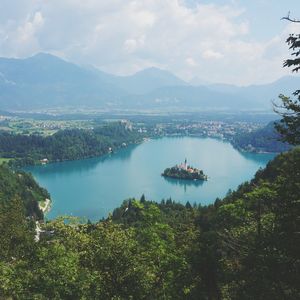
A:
[0, 52, 299, 111]
[27, 52, 66, 63]
[137, 66, 166, 73]
[130, 66, 187, 86]
[134, 66, 179, 77]
[31, 52, 54, 58]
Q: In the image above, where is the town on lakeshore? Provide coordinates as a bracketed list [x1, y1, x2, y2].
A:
[162, 159, 207, 181]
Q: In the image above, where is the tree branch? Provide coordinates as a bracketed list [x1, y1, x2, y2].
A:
[281, 12, 300, 23]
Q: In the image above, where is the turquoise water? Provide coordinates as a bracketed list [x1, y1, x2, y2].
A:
[27, 137, 275, 221]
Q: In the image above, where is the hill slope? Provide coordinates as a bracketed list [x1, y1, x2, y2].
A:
[232, 121, 292, 152]
[0, 122, 142, 166]
[0, 147, 299, 298]
[0, 53, 128, 109]
[0, 164, 48, 219]
[113, 67, 187, 94]
[0, 53, 299, 111]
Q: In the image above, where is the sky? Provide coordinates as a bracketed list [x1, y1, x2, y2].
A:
[0, 0, 300, 85]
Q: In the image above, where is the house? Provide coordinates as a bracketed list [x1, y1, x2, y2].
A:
[40, 158, 49, 164]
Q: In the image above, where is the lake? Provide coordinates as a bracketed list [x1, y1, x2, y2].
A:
[27, 137, 275, 221]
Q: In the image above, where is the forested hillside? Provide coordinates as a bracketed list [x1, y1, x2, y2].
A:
[232, 121, 291, 152]
[0, 122, 142, 166]
[0, 147, 299, 299]
[0, 164, 48, 219]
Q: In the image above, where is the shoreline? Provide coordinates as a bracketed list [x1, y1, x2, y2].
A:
[20, 139, 144, 168]
[39, 198, 51, 214]
[150, 134, 283, 154]
[15, 135, 282, 170]
[35, 198, 51, 241]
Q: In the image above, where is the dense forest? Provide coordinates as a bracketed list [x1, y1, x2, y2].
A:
[0, 147, 299, 299]
[0, 122, 142, 166]
[231, 121, 291, 153]
[0, 164, 48, 220]
[1, 21, 300, 300]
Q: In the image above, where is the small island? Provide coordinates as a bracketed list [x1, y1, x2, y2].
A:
[162, 159, 207, 181]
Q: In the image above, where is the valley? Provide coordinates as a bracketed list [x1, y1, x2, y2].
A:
[0, 3, 299, 297]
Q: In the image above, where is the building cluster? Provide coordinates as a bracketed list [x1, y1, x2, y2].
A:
[148, 121, 262, 140]
[176, 159, 199, 174]
[120, 120, 133, 131]
[176, 159, 188, 171]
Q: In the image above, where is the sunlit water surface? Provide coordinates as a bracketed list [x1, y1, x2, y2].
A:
[27, 137, 275, 221]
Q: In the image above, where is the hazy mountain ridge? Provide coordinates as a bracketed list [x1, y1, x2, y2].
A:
[0, 53, 299, 111]
[0, 54, 125, 109]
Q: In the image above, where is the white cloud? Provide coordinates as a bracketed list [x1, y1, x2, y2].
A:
[124, 36, 145, 53]
[202, 50, 224, 60]
[186, 57, 197, 66]
[0, 10, 44, 56]
[0, 0, 299, 85]
[18, 11, 44, 42]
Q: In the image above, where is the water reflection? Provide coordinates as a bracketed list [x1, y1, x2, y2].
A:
[26, 143, 138, 176]
[107, 144, 139, 162]
[28, 137, 275, 220]
[240, 151, 276, 164]
[163, 176, 204, 193]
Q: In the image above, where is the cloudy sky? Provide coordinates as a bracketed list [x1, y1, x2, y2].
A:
[0, 0, 300, 85]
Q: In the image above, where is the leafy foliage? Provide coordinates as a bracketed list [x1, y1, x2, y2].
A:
[0, 164, 48, 219]
[232, 121, 291, 152]
[0, 147, 299, 298]
[0, 122, 142, 166]
[275, 33, 300, 145]
[275, 94, 300, 145]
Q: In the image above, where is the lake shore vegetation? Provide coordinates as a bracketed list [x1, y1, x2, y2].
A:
[0, 122, 143, 167]
[0, 147, 299, 299]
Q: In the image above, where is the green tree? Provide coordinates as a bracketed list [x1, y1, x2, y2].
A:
[0, 197, 35, 261]
[140, 193, 146, 203]
[274, 18, 300, 145]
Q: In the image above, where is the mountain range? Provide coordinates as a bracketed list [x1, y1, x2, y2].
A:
[0, 53, 299, 112]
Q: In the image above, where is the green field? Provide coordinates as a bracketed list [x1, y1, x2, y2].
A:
[0, 158, 11, 165]
[0, 117, 96, 136]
